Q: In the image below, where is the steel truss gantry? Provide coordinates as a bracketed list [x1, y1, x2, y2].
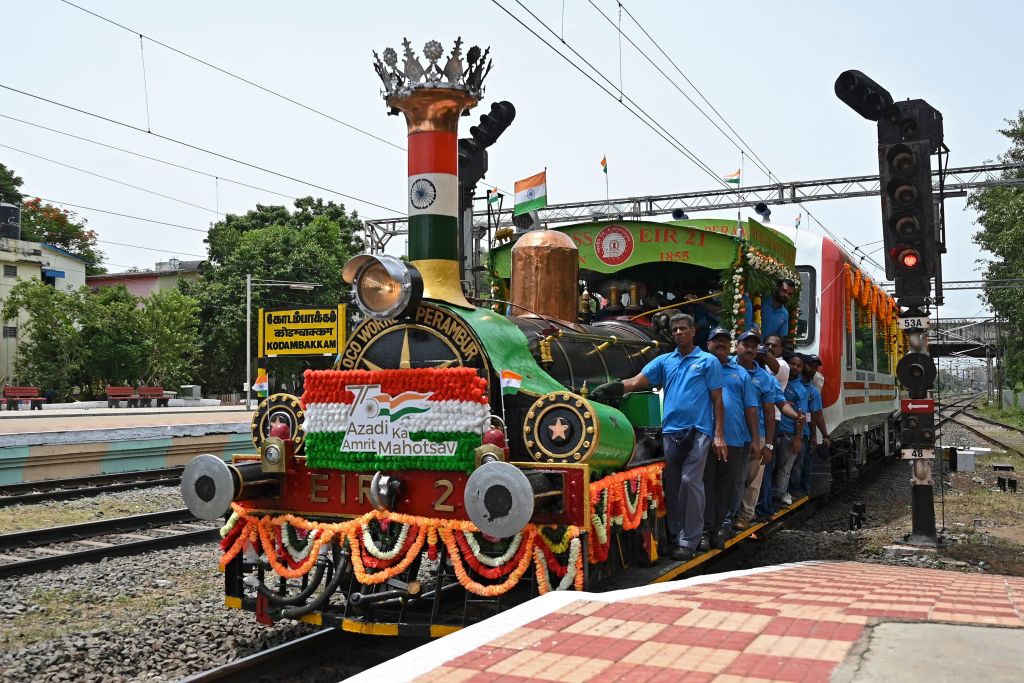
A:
[361, 161, 1024, 252]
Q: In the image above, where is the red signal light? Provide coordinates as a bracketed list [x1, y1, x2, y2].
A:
[899, 249, 921, 269]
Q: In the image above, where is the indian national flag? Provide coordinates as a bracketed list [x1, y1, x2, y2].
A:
[371, 390, 431, 422]
[253, 370, 269, 396]
[600, 156, 608, 174]
[500, 369, 523, 396]
[487, 188, 500, 204]
[723, 169, 741, 185]
[513, 171, 547, 216]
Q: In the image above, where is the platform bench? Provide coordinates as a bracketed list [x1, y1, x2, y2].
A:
[2, 386, 47, 411]
[106, 386, 138, 408]
[137, 386, 169, 408]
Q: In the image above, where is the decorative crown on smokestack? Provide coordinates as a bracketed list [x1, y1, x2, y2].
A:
[373, 38, 492, 100]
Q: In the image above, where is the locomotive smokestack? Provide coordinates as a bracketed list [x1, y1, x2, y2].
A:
[370, 38, 498, 311]
[510, 229, 579, 322]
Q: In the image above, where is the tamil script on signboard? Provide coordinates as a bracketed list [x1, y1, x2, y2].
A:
[258, 305, 346, 357]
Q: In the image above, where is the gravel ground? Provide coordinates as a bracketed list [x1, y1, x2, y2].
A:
[0, 486, 187, 534]
[740, 419, 1024, 576]
[0, 543, 317, 682]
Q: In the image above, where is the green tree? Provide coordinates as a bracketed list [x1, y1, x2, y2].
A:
[0, 162, 23, 204]
[188, 197, 363, 394]
[138, 288, 201, 387]
[3, 280, 201, 399]
[20, 197, 106, 275]
[969, 111, 1024, 388]
[1, 279, 85, 399]
[78, 285, 147, 389]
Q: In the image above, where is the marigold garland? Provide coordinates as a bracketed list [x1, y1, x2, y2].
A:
[588, 464, 664, 564]
[222, 463, 666, 597]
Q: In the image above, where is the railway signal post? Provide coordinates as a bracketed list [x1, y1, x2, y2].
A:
[835, 70, 945, 546]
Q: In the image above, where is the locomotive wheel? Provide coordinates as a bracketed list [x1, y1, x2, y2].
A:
[251, 393, 305, 453]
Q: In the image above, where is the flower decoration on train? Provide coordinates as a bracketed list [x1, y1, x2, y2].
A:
[301, 367, 488, 473]
[220, 504, 590, 597]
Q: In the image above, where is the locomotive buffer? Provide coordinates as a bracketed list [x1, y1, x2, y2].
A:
[836, 70, 945, 546]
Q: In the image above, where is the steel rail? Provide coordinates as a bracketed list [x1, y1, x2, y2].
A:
[0, 508, 197, 551]
[946, 414, 1024, 457]
[0, 526, 217, 578]
[0, 467, 184, 507]
[179, 630, 346, 683]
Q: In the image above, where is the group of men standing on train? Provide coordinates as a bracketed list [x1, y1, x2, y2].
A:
[592, 278, 830, 561]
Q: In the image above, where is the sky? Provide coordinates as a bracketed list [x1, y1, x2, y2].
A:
[2, 0, 1021, 371]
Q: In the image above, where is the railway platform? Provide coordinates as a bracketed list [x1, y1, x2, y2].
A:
[355, 561, 1024, 682]
[0, 406, 254, 484]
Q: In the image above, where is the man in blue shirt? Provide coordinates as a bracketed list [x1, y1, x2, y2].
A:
[590, 313, 726, 561]
[772, 353, 809, 507]
[789, 355, 831, 499]
[702, 327, 759, 550]
[760, 279, 797, 341]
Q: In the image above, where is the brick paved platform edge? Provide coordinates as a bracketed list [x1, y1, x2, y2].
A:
[345, 562, 809, 683]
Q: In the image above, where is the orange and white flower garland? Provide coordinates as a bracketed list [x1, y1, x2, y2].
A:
[588, 464, 665, 563]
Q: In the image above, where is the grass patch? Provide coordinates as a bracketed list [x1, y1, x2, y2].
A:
[0, 489, 184, 534]
[977, 403, 1024, 429]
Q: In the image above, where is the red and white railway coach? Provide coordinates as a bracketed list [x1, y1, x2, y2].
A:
[769, 223, 901, 469]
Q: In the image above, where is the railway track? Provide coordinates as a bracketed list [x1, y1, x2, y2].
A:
[0, 467, 184, 507]
[0, 508, 217, 578]
[947, 410, 1024, 457]
[180, 630, 348, 683]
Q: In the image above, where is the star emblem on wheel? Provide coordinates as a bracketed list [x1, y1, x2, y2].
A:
[547, 417, 570, 442]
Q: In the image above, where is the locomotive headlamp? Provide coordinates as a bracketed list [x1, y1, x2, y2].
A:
[342, 254, 423, 320]
[261, 436, 287, 474]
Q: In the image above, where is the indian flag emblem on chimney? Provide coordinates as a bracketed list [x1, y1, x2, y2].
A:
[500, 369, 523, 395]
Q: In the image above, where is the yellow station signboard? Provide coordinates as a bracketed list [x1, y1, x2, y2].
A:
[258, 305, 346, 358]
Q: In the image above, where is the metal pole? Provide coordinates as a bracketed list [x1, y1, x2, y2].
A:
[246, 273, 252, 411]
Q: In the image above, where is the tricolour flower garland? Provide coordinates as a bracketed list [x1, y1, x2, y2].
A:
[720, 244, 801, 337]
[221, 503, 591, 597]
[301, 367, 488, 473]
[587, 463, 664, 563]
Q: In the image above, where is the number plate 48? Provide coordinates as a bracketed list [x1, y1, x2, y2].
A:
[901, 447, 935, 460]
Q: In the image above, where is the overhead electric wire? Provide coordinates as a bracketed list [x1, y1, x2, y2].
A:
[56, 0, 404, 152]
[493, 0, 732, 191]
[28, 196, 209, 234]
[617, 1, 778, 183]
[95, 238, 205, 258]
[0, 114, 297, 200]
[0, 83, 406, 215]
[586, 0, 775, 181]
[0, 142, 220, 215]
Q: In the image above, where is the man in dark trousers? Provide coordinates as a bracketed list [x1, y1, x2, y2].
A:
[702, 327, 759, 551]
[590, 313, 726, 561]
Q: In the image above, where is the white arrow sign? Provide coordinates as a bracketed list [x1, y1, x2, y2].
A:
[906, 402, 931, 410]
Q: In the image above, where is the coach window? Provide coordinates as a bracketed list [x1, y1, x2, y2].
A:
[853, 303, 874, 371]
[795, 266, 815, 347]
[873, 318, 889, 374]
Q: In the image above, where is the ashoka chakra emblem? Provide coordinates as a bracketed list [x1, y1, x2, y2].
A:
[410, 178, 437, 210]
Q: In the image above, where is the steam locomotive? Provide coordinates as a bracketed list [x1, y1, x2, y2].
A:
[179, 36, 903, 635]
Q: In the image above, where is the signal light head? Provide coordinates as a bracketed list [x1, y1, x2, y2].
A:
[899, 249, 921, 269]
[834, 70, 894, 121]
[892, 215, 920, 238]
[893, 183, 918, 206]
